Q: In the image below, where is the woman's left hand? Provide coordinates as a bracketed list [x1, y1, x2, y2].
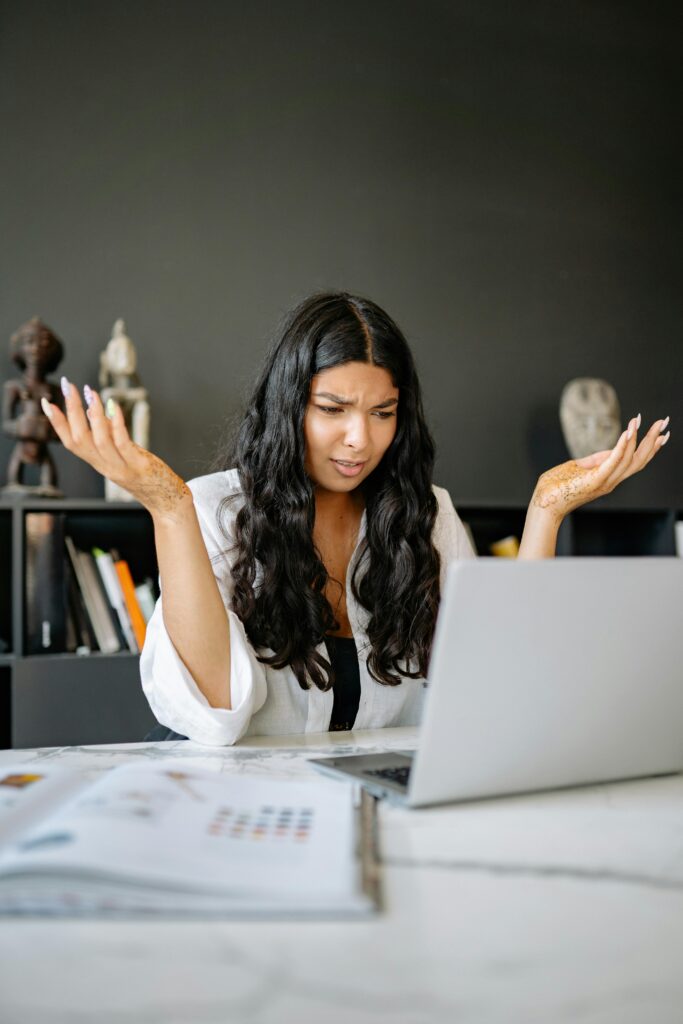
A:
[531, 414, 671, 521]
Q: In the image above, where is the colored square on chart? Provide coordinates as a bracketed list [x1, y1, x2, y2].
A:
[205, 803, 316, 844]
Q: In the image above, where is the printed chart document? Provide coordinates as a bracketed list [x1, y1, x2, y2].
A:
[0, 762, 379, 918]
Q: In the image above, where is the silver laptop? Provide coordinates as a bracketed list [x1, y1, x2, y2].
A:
[310, 558, 683, 807]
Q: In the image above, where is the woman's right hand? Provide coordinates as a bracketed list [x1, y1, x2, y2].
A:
[41, 378, 192, 523]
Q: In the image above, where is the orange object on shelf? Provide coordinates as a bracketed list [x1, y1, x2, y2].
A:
[489, 535, 520, 558]
[114, 559, 147, 649]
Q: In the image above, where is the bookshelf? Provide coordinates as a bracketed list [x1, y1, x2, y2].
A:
[0, 497, 159, 749]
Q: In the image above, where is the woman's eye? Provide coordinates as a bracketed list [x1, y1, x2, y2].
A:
[316, 406, 395, 419]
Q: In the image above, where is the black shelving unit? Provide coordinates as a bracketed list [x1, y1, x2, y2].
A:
[0, 497, 159, 749]
[0, 496, 680, 750]
[457, 505, 678, 558]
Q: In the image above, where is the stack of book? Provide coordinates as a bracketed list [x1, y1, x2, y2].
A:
[0, 763, 380, 918]
[25, 512, 157, 656]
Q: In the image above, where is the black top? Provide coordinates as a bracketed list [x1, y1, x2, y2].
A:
[325, 634, 361, 732]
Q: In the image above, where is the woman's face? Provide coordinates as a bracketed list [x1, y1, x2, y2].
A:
[303, 361, 399, 493]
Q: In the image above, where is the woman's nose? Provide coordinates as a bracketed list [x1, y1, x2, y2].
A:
[343, 414, 370, 450]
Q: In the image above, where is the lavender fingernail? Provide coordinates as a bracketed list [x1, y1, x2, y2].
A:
[83, 384, 93, 408]
[660, 416, 670, 432]
[60, 375, 70, 399]
[660, 431, 670, 447]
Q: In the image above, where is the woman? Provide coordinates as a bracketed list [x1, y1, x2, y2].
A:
[41, 292, 670, 744]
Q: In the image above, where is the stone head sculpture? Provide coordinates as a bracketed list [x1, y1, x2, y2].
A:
[559, 378, 621, 460]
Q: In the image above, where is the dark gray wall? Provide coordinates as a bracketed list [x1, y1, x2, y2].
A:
[1, 0, 681, 508]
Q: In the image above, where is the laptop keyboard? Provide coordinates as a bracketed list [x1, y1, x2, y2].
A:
[364, 765, 412, 788]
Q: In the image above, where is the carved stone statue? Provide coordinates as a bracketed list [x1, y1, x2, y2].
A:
[559, 378, 621, 459]
[99, 319, 150, 502]
[2, 317, 66, 497]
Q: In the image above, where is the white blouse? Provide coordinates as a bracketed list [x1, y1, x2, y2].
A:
[140, 469, 476, 745]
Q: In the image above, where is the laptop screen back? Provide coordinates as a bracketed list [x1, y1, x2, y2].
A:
[409, 558, 683, 806]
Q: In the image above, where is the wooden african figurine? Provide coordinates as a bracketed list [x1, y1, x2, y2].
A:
[2, 317, 66, 496]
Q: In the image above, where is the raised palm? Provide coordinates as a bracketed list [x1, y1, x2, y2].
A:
[532, 414, 670, 520]
[41, 378, 191, 522]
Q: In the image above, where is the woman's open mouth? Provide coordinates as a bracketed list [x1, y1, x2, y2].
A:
[331, 459, 367, 477]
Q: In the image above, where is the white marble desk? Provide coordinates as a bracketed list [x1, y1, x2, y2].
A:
[1, 728, 682, 1024]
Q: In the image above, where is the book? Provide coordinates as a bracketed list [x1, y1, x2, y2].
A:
[92, 548, 138, 653]
[64, 557, 99, 652]
[83, 549, 129, 650]
[64, 537, 121, 654]
[25, 512, 68, 654]
[0, 762, 379, 919]
[134, 580, 156, 623]
[64, 594, 79, 653]
[113, 557, 147, 649]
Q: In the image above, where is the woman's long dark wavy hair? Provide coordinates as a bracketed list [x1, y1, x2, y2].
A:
[213, 291, 441, 691]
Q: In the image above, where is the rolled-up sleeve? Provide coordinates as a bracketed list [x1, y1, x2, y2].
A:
[139, 475, 268, 746]
[432, 486, 477, 593]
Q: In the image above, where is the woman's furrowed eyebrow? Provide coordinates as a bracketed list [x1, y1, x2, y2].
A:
[312, 391, 398, 409]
